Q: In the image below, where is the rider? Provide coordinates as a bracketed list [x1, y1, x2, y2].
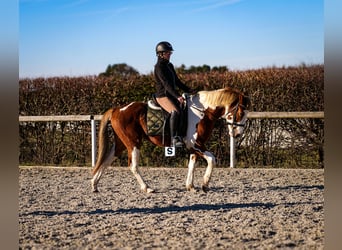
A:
[154, 41, 193, 147]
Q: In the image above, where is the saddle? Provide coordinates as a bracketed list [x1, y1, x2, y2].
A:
[146, 97, 169, 136]
[146, 95, 188, 138]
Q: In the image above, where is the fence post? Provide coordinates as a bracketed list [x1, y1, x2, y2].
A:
[90, 115, 96, 167]
[230, 135, 235, 168]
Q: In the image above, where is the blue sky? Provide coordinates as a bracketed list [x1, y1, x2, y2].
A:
[19, 0, 323, 78]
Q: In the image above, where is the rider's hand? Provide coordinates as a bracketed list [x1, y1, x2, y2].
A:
[188, 88, 197, 94]
[178, 96, 185, 104]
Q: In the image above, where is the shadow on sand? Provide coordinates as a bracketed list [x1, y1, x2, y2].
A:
[22, 202, 277, 217]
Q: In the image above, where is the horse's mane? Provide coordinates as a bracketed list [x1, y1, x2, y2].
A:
[198, 87, 242, 109]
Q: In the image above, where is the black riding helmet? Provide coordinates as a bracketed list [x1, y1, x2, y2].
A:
[156, 41, 174, 55]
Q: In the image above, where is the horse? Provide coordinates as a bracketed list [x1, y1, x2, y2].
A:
[91, 87, 251, 193]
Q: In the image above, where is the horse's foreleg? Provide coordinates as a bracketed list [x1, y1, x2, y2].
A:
[130, 147, 154, 193]
[91, 145, 115, 192]
[186, 153, 197, 192]
[202, 151, 216, 192]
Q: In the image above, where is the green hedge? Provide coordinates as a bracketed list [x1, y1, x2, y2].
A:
[19, 65, 324, 168]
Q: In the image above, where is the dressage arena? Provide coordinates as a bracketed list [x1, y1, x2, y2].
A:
[19, 166, 324, 249]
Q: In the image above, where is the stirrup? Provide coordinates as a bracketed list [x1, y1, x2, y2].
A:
[172, 136, 183, 147]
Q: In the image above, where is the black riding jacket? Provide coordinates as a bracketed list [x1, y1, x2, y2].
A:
[154, 57, 191, 100]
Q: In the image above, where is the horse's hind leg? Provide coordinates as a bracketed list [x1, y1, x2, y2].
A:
[91, 145, 116, 192]
[129, 146, 154, 193]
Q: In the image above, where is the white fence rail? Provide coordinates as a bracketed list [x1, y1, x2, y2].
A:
[18, 112, 324, 122]
[19, 112, 324, 167]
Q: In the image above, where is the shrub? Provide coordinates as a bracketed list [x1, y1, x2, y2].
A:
[19, 64, 324, 168]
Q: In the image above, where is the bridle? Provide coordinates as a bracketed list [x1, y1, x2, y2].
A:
[225, 102, 247, 128]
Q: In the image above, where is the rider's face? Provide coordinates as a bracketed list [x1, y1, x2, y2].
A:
[162, 51, 172, 60]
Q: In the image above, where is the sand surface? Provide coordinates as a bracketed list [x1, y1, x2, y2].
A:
[19, 166, 324, 249]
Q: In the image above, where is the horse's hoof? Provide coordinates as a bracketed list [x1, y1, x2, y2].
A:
[202, 185, 210, 193]
[92, 189, 99, 193]
[186, 186, 198, 193]
[142, 187, 155, 193]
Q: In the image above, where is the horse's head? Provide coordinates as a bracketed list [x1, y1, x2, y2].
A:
[225, 93, 251, 138]
[197, 87, 251, 138]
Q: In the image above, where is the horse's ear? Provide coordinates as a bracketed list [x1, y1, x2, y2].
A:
[240, 91, 251, 109]
[244, 95, 251, 109]
[239, 93, 243, 104]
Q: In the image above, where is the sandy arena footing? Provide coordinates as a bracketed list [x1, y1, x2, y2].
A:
[19, 167, 324, 249]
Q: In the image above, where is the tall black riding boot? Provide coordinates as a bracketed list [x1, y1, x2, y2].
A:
[170, 110, 183, 147]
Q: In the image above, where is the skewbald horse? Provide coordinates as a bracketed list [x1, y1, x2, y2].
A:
[91, 87, 250, 193]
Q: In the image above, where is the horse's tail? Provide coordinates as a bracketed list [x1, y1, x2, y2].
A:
[92, 108, 113, 175]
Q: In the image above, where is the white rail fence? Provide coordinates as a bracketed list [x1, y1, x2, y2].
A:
[19, 112, 324, 168]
